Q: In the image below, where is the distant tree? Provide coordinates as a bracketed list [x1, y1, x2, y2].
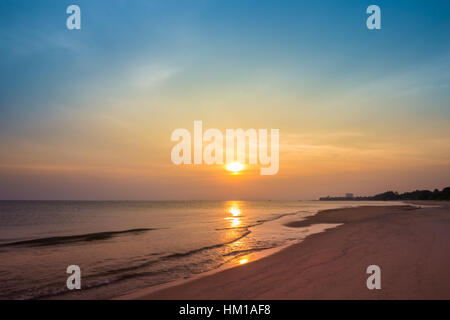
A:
[319, 187, 450, 201]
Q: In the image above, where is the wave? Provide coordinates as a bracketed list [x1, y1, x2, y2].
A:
[163, 211, 304, 261]
[61, 229, 253, 281]
[4, 209, 312, 299]
[215, 211, 300, 231]
[0, 228, 157, 248]
[163, 230, 252, 260]
[10, 229, 254, 299]
[223, 247, 274, 257]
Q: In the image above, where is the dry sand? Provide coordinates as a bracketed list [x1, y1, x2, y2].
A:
[127, 203, 450, 300]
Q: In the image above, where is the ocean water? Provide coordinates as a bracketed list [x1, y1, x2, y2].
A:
[0, 200, 399, 299]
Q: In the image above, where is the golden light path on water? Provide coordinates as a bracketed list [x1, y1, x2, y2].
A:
[226, 202, 242, 227]
[229, 207, 241, 216]
[225, 202, 250, 265]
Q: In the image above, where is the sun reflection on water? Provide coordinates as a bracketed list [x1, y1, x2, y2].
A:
[224, 202, 250, 265]
[229, 207, 241, 216]
[225, 202, 243, 228]
[225, 217, 241, 227]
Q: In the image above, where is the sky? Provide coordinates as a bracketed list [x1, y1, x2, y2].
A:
[0, 0, 449, 200]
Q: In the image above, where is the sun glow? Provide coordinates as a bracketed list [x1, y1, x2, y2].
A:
[226, 162, 245, 174]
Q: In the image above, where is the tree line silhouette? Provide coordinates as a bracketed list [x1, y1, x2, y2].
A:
[320, 187, 450, 201]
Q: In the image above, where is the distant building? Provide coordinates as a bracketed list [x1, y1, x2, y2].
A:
[345, 193, 354, 198]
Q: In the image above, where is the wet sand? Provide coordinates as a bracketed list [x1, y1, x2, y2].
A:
[125, 203, 450, 300]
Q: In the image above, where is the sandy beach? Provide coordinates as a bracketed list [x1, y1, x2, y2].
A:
[127, 203, 450, 300]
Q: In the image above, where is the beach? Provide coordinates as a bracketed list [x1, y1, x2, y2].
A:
[2, 200, 369, 299]
[128, 203, 450, 300]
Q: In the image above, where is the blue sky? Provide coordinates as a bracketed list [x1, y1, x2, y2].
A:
[1, 0, 449, 114]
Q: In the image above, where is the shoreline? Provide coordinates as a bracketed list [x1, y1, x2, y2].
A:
[114, 222, 343, 300]
[118, 202, 450, 300]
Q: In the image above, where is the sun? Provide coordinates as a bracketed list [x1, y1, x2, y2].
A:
[226, 162, 245, 174]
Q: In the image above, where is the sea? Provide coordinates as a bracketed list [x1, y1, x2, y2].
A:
[0, 200, 400, 299]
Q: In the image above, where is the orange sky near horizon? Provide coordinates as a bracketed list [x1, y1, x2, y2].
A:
[1, 114, 449, 200]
